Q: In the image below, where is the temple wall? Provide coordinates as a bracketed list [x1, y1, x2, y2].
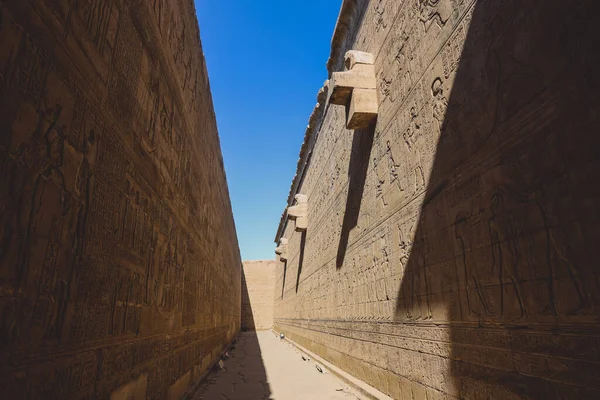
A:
[241, 260, 275, 331]
[0, 0, 241, 398]
[273, 0, 600, 398]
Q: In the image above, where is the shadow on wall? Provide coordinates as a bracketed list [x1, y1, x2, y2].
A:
[296, 231, 307, 293]
[336, 125, 376, 269]
[396, 0, 600, 398]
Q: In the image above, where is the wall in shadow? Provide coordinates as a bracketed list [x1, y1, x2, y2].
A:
[396, 0, 600, 398]
[0, 0, 242, 398]
[336, 125, 376, 268]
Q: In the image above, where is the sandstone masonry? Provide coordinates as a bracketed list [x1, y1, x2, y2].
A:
[0, 0, 241, 398]
[274, 0, 600, 399]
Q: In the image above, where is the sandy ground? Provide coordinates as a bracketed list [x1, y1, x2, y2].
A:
[192, 331, 360, 400]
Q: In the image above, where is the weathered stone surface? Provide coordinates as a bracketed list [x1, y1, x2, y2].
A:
[344, 50, 375, 70]
[347, 88, 378, 130]
[191, 331, 359, 400]
[241, 260, 276, 331]
[0, 0, 241, 398]
[274, 0, 600, 399]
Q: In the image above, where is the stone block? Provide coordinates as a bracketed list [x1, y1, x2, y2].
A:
[347, 88, 378, 129]
[275, 238, 289, 261]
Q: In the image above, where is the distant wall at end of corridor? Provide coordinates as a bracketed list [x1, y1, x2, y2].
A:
[242, 260, 276, 331]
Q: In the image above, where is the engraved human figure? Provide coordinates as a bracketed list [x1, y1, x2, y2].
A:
[504, 150, 590, 317]
[416, 0, 452, 32]
[402, 227, 432, 321]
[488, 192, 526, 321]
[0, 102, 75, 343]
[386, 140, 405, 195]
[397, 221, 415, 274]
[10, 104, 66, 289]
[54, 128, 97, 341]
[403, 107, 426, 197]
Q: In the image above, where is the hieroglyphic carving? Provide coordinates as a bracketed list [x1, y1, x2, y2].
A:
[108, 9, 142, 124]
[0, 0, 241, 397]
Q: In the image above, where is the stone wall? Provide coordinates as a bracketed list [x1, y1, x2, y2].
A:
[0, 0, 241, 399]
[274, 0, 600, 399]
[241, 260, 275, 331]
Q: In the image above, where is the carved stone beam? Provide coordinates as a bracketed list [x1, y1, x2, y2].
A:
[275, 238, 289, 262]
[287, 194, 308, 232]
[327, 50, 378, 130]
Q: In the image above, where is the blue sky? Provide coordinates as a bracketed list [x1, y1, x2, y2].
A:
[195, 1, 343, 260]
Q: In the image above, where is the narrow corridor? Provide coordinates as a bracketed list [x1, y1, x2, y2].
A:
[192, 331, 359, 400]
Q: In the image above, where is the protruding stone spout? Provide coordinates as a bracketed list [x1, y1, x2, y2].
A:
[275, 238, 289, 261]
[327, 50, 378, 130]
[287, 194, 308, 232]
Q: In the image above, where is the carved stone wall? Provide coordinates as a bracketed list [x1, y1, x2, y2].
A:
[274, 0, 600, 399]
[0, 0, 241, 399]
[241, 260, 275, 331]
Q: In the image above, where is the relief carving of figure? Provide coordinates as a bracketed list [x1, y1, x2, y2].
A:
[0, 102, 76, 343]
[375, 0, 388, 32]
[386, 141, 404, 195]
[397, 221, 415, 274]
[403, 107, 421, 152]
[454, 210, 497, 318]
[484, 14, 546, 137]
[416, 0, 452, 32]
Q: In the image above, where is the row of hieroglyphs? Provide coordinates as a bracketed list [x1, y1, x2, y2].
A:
[275, 0, 598, 330]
